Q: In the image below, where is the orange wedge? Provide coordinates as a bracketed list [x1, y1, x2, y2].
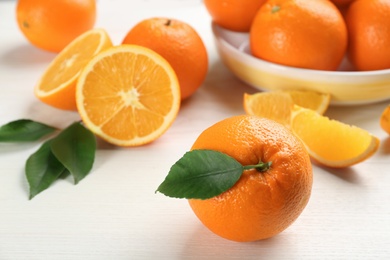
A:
[34, 28, 113, 110]
[76, 44, 181, 147]
[243, 90, 330, 126]
[288, 90, 330, 114]
[291, 105, 380, 168]
[380, 105, 390, 134]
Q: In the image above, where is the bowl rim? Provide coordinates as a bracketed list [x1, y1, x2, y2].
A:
[211, 22, 390, 78]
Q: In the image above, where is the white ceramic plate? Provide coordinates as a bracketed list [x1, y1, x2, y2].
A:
[211, 22, 390, 105]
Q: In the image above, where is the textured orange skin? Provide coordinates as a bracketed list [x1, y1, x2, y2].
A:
[16, 0, 96, 53]
[380, 105, 390, 134]
[188, 115, 313, 242]
[203, 0, 267, 32]
[122, 18, 208, 100]
[250, 0, 347, 71]
[345, 0, 390, 71]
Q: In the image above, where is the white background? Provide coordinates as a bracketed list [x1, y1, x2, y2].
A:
[1, 0, 390, 259]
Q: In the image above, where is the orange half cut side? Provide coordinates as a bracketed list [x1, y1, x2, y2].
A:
[35, 28, 113, 110]
[76, 44, 181, 146]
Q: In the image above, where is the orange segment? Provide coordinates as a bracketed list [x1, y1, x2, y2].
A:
[34, 28, 113, 110]
[76, 44, 181, 147]
[243, 90, 330, 126]
[288, 90, 330, 114]
[244, 91, 293, 126]
[380, 105, 390, 134]
[291, 105, 380, 168]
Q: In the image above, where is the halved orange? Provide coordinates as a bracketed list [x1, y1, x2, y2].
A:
[34, 28, 113, 110]
[244, 90, 330, 126]
[76, 44, 181, 147]
[291, 105, 380, 168]
[380, 105, 390, 134]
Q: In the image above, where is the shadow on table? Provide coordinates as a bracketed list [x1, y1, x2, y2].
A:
[379, 136, 390, 155]
[0, 43, 55, 67]
[180, 223, 294, 259]
[319, 166, 362, 184]
[196, 58, 255, 115]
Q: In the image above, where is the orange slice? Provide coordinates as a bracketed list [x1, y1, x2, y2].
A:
[380, 105, 390, 134]
[291, 105, 380, 168]
[243, 90, 330, 126]
[288, 90, 330, 114]
[76, 44, 181, 147]
[34, 28, 113, 110]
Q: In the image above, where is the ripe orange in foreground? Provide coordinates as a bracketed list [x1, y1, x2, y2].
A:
[76, 45, 181, 147]
[345, 0, 390, 71]
[203, 0, 267, 32]
[122, 17, 208, 100]
[34, 29, 113, 111]
[16, 0, 96, 53]
[189, 115, 313, 242]
[250, 0, 347, 71]
[380, 105, 390, 135]
[291, 106, 380, 168]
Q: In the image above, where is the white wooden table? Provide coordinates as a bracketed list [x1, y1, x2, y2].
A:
[1, 1, 390, 259]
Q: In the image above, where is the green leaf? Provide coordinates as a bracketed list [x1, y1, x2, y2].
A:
[50, 122, 96, 184]
[0, 119, 56, 142]
[25, 140, 66, 199]
[156, 150, 244, 199]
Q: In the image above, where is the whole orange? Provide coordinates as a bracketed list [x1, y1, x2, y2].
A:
[203, 0, 267, 32]
[250, 0, 348, 71]
[122, 18, 208, 100]
[188, 115, 313, 242]
[345, 0, 390, 71]
[16, 0, 96, 53]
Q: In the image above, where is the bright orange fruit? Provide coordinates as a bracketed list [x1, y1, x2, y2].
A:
[244, 90, 330, 126]
[203, 0, 267, 32]
[291, 105, 380, 168]
[122, 18, 208, 100]
[189, 115, 313, 242]
[330, 0, 355, 7]
[16, 0, 96, 53]
[76, 45, 181, 147]
[250, 0, 347, 71]
[380, 105, 390, 134]
[34, 28, 113, 111]
[345, 0, 390, 71]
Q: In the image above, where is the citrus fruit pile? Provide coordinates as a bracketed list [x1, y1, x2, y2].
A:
[15, 0, 388, 244]
[244, 90, 380, 168]
[29, 16, 208, 146]
[205, 0, 390, 71]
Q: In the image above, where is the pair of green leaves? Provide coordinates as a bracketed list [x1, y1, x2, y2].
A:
[156, 149, 272, 200]
[0, 120, 96, 199]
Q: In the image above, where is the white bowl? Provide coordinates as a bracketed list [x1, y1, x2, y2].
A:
[211, 22, 390, 105]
